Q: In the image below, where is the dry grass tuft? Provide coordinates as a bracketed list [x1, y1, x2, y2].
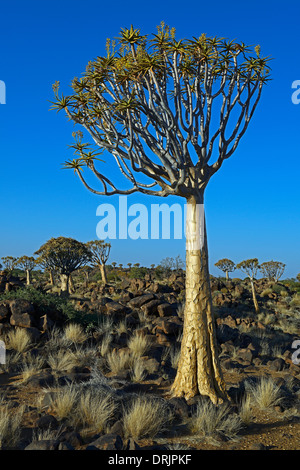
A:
[123, 396, 172, 439]
[63, 323, 87, 344]
[189, 399, 242, 441]
[0, 404, 25, 449]
[6, 328, 31, 353]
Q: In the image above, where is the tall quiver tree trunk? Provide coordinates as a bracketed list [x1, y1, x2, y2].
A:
[250, 279, 260, 314]
[60, 274, 69, 297]
[26, 270, 31, 286]
[171, 193, 228, 404]
[100, 264, 107, 285]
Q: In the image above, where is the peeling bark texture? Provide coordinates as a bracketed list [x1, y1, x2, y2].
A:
[100, 264, 107, 285]
[251, 280, 260, 314]
[171, 194, 229, 404]
[60, 274, 69, 297]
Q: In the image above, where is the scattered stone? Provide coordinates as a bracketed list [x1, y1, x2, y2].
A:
[86, 433, 123, 450]
[36, 414, 58, 430]
[25, 440, 59, 450]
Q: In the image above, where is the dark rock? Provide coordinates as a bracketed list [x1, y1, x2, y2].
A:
[128, 293, 155, 308]
[0, 302, 10, 321]
[27, 371, 55, 387]
[141, 299, 162, 316]
[110, 420, 124, 437]
[236, 348, 253, 364]
[86, 433, 123, 450]
[25, 439, 59, 450]
[59, 431, 83, 448]
[268, 358, 287, 371]
[58, 441, 74, 450]
[36, 414, 59, 430]
[10, 312, 35, 328]
[157, 303, 177, 317]
[168, 397, 189, 420]
[105, 301, 126, 316]
[9, 299, 35, 316]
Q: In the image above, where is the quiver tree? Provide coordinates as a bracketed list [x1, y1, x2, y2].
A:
[260, 260, 285, 284]
[1, 256, 17, 275]
[236, 258, 260, 313]
[86, 240, 111, 284]
[52, 23, 270, 404]
[215, 258, 236, 281]
[35, 237, 91, 297]
[80, 265, 93, 288]
[17, 256, 36, 286]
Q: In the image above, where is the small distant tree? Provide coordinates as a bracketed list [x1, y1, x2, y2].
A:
[215, 258, 236, 281]
[1, 256, 17, 274]
[260, 260, 285, 284]
[160, 257, 175, 275]
[174, 255, 185, 271]
[111, 262, 117, 269]
[35, 237, 91, 296]
[297, 273, 300, 283]
[17, 256, 36, 286]
[127, 263, 132, 269]
[86, 240, 111, 284]
[236, 258, 260, 313]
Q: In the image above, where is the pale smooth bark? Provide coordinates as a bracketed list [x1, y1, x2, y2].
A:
[250, 280, 260, 314]
[100, 264, 107, 284]
[60, 274, 69, 297]
[26, 270, 31, 286]
[171, 194, 229, 404]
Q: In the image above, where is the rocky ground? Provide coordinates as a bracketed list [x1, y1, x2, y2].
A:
[0, 268, 299, 451]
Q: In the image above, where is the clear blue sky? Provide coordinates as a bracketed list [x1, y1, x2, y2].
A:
[0, 0, 299, 278]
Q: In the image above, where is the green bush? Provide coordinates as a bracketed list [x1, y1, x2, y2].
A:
[128, 267, 148, 279]
[0, 287, 84, 325]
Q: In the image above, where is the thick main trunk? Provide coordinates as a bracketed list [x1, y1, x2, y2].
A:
[60, 274, 69, 297]
[100, 264, 107, 284]
[171, 193, 229, 404]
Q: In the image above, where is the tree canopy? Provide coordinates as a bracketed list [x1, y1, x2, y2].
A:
[52, 23, 271, 199]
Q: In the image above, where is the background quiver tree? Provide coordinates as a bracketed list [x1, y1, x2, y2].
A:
[35, 237, 91, 297]
[1, 256, 17, 276]
[17, 255, 36, 286]
[236, 258, 260, 313]
[260, 260, 285, 284]
[52, 23, 271, 404]
[214, 258, 236, 281]
[86, 240, 111, 284]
